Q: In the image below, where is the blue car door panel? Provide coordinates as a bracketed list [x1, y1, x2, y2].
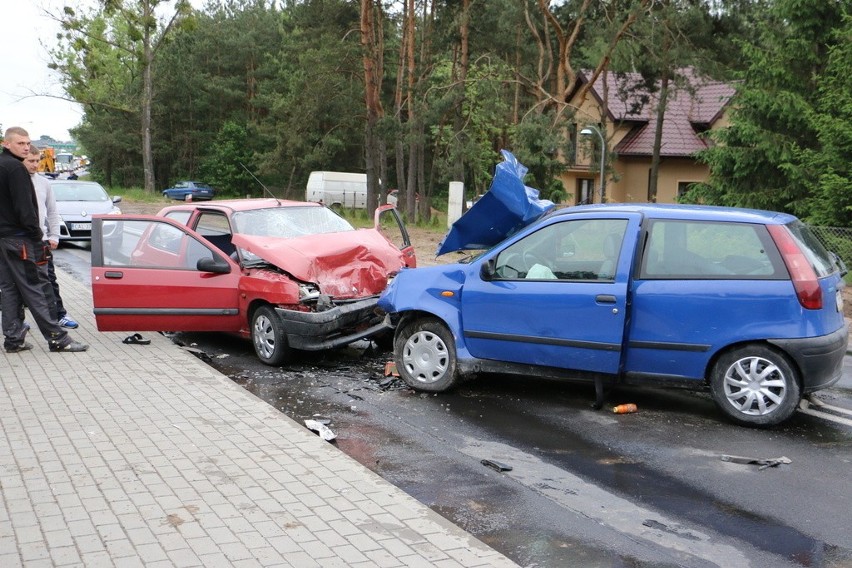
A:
[461, 214, 641, 375]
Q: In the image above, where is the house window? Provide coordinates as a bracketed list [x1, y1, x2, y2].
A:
[678, 181, 699, 199]
[576, 179, 593, 205]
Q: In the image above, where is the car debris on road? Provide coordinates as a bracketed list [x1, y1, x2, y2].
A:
[720, 455, 792, 470]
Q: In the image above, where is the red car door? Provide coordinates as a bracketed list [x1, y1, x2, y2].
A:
[375, 205, 417, 267]
[91, 215, 243, 332]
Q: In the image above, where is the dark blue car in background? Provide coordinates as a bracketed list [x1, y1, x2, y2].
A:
[162, 181, 215, 201]
[377, 152, 848, 427]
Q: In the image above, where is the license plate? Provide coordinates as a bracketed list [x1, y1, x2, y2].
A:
[70, 222, 91, 231]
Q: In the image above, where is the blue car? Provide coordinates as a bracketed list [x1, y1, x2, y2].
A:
[162, 181, 215, 201]
[377, 152, 848, 427]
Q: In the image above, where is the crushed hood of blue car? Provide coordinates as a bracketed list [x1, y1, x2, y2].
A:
[435, 150, 555, 256]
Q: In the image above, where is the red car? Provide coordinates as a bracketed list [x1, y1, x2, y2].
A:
[91, 198, 416, 364]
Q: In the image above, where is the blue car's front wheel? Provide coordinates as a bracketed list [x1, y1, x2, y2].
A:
[395, 317, 459, 392]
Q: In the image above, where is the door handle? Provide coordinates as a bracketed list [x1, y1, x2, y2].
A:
[104, 271, 124, 279]
[596, 294, 616, 304]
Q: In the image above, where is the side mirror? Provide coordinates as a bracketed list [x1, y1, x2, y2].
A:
[112, 196, 122, 203]
[197, 256, 231, 274]
[480, 258, 496, 281]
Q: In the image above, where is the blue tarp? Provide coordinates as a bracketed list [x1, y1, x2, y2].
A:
[435, 150, 555, 256]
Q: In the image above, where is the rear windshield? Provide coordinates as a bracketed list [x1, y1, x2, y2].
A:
[785, 221, 837, 278]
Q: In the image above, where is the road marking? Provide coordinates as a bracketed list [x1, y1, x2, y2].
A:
[798, 397, 852, 427]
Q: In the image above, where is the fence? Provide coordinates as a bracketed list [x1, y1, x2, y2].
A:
[809, 225, 852, 274]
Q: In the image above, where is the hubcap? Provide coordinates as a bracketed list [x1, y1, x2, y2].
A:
[723, 356, 787, 416]
[253, 314, 276, 359]
[402, 330, 449, 384]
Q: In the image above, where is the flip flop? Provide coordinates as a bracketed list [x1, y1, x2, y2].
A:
[123, 333, 151, 345]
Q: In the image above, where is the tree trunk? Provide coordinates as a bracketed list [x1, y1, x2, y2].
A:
[649, 70, 670, 202]
[452, 0, 470, 188]
[141, 2, 155, 194]
[360, 0, 384, 215]
[404, 0, 417, 220]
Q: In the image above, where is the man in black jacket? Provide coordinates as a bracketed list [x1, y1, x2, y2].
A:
[0, 126, 87, 353]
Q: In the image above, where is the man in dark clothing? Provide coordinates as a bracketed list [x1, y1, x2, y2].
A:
[0, 126, 87, 353]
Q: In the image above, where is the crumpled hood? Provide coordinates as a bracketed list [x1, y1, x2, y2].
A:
[231, 229, 404, 298]
[436, 150, 555, 256]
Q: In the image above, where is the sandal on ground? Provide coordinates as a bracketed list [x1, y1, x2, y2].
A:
[123, 333, 151, 345]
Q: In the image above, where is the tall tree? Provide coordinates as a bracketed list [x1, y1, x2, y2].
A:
[688, 0, 851, 220]
[54, 0, 192, 193]
[361, 0, 384, 215]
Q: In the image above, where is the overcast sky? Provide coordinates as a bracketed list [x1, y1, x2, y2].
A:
[0, 1, 84, 141]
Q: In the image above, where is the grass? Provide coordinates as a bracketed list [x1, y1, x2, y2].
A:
[337, 206, 447, 233]
[111, 186, 164, 203]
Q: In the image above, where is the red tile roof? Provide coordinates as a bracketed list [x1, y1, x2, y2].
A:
[581, 68, 736, 157]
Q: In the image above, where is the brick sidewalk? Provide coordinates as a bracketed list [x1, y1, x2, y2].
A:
[0, 270, 518, 567]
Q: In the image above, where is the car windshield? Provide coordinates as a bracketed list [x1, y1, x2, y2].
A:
[51, 182, 109, 202]
[231, 206, 355, 238]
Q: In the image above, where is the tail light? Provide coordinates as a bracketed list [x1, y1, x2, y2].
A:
[767, 225, 822, 309]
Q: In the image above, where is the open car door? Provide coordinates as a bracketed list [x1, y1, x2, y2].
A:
[91, 215, 243, 332]
[375, 205, 417, 268]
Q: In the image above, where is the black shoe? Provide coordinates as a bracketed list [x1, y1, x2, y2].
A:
[4, 323, 31, 352]
[49, 340, 89, 353]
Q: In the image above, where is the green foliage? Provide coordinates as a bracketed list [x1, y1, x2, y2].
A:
[689, 0, 851, 224]
[197, 121, 258, 197]
[46, 0, 850, 225]
[511, 114, 571, 203]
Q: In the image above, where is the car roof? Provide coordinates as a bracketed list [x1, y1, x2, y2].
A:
[552, 203, 797, 225]
[158, 198, 323, 215]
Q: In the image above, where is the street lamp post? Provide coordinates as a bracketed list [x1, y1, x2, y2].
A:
[580, 126, 606, 203]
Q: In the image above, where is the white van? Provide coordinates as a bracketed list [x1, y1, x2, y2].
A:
[306, 171, 367, 209]
[306, 171, 398, 208]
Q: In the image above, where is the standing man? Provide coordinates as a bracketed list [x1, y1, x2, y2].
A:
[0, 126, 87, 353]
[23, 146, 79, 329]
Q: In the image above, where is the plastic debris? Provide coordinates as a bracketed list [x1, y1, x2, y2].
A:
[311, 415, 332, 425]
[720, 455, 791, 470]
[384, 361, 399, 376]
[612, 403, 638, 414]
[481, 459, 512, 472]
[304, 419, 337, 441]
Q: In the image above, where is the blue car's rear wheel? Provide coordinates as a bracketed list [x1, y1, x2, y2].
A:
[394, 317, 459, 392]
[710, 345, 801, 427]
[251, 305, 291, 366]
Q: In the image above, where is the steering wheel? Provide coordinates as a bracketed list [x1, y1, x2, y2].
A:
[523, 250, 547, 271]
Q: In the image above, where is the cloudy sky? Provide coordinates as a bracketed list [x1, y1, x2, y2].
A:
[0, 1, 84, 141]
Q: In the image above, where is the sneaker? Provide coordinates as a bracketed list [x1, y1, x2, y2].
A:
[58, 316, 79, 329]
[5, 342, 33, 353]
[49, 340, 89, 353]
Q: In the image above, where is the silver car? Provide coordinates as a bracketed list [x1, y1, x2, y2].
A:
[50, 180, 122, 241]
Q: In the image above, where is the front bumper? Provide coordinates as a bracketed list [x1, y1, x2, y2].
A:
[275, 297, 386, 350]
[769, 324, 849, 392]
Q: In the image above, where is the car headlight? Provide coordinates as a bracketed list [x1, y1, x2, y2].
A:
[299, 283, 321, 301]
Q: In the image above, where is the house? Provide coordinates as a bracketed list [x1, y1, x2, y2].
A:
[559, 68, 736, 204]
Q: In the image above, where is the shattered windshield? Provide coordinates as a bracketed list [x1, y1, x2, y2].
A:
[232, 206, 355, 238]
